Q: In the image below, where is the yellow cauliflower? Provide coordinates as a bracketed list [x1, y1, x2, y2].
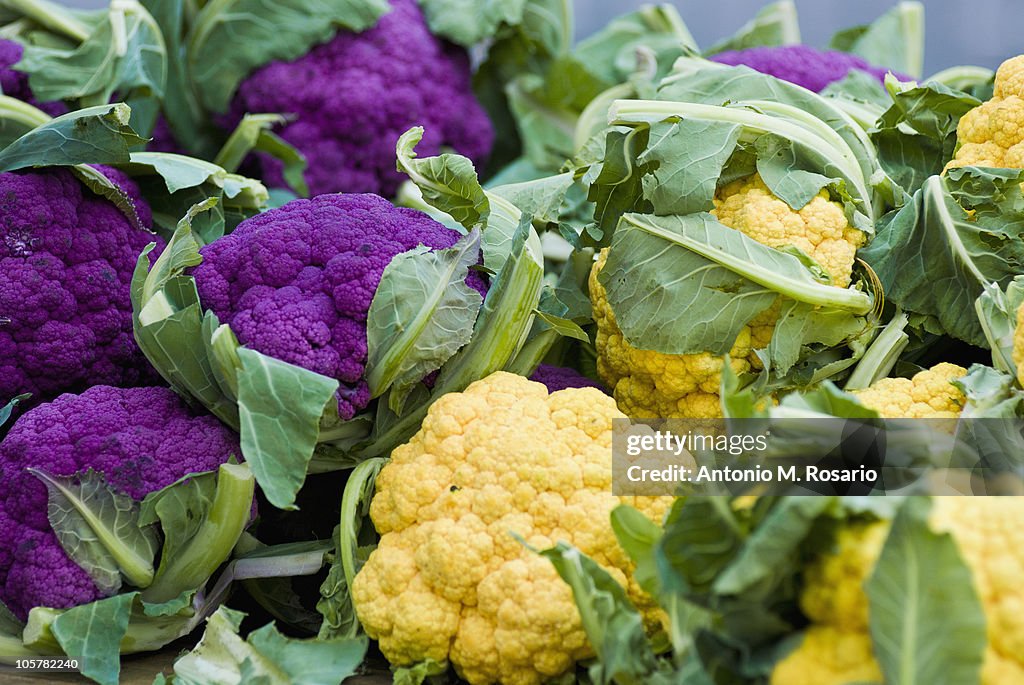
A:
[772, 498, 1024, 685]
[947, 55, 1024, 170]
[1014, 301, 1024, 388]
[351, 372, 671, 685]
[590, 174, 865, 419]
[851, 362, 967, 418]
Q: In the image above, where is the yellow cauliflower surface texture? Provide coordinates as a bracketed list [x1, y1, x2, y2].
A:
[1014, 301, 1024, 388]
[590, 173, 864, 419]
[772, 498, 1024, 685]
[948, 55, 1024, 170]
[851, 362, 967, 418]
[351, 372, 671, 685]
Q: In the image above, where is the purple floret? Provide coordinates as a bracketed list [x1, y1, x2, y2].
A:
[0, 38, 66, 116]
[192, 193, 486, 420]
[0, 385, 241, 619]
[0, 168, 160, 407]
[221, 0, 493, 197]
[529, 365, 606, 394]
[710, 45, 906, 93]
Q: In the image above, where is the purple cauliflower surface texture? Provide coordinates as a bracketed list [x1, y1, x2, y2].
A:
[0, 167, 160, 407]
[192, 192, 487, 420]
[0, 385, 241, 619]
[710, 45, 906, 93]
[529, 364, 606, 394]
[0, 38, 67, 117]
[221, 0, 493, 197]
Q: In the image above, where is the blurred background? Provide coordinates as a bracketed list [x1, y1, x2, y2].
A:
[60, 0, 1016, 75]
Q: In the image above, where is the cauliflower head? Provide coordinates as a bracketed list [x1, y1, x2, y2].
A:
[527, 364, 605, 394]
[0, 39, 66, 116]
[0, 385, 240, 620]
[710, 45, 906, 93]
[351, 372, 670, 685]
[851, 362, 967, 418]
[772, 498, 1024, 685]
[192, 192, 486, 420]
[1014, 301, 1024, 388]
[590, 174, 865, 419]
[0, 167, 158, 407]
[221, 0, 493, 196]
[947, 55, 1024, 170]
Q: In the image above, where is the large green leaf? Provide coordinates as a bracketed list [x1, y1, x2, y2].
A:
[865, 497, 986, 685]
[0, 102, 144, 171]
[365, 229, 484, 410]
[828, 1, 924, 79]
[860, 169, 1024, 346]
[416, 0, 527, 46]
[29, 469, 158, 593]
[171, 607, 368, 685]
[20, 1, 167, 105]
[600, 212, 872, 356]
[50, 593, 136, 685]
[655, 498, 746, 599]
[187, 0, 388, 113]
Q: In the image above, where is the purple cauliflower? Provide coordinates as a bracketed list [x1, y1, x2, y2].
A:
[0, 167, 160, 407]
[221, 0, 493, 197]
[710, 45, 906, 93]
[0, 385, 240, 619]
[192, 193, 487, 420]
[0, 38, 66, 116]
[529, 364, 606, 393]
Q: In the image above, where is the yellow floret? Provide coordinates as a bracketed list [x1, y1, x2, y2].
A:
[947, 55, 1024, 172]
[589, 173, 864, 419]
[351, 372, 672, 685]
[1014, 301, 1024, 388]
[772, 498, 1024, 685]
[851, 363, 967, 418]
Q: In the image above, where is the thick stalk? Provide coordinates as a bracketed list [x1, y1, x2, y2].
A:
[1, 0, 90, 42]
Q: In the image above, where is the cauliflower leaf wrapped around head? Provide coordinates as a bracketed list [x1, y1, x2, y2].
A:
[351, 372, 670, 685]
[947, 55, 1024, 170]
[0, 385, 241, 620]
[590, 174, 866, 419]
[222, 0, 493, 196]
[0, 167, 158, 407]
[192, 192, 487, 420]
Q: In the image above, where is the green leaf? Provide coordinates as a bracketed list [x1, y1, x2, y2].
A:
[488, 171, 574, 226]
[532, 310, 589, 343]
[540, 542, 659, 685]
[828, 2, 924, 79]
[0, 95, 52, 148]
[50, 592, 136, 685]
[656, 498, 745, 599]
[20, 1, 167, 105]
[138, 468, 218, 578]
[235, 349, 339, 510]
[704, 0, 800, 55]
[214, 114, 308, 197]
[365, 229, 484, 407]
[600, 212, 872, 356]
[0, 393, 29, 430]
[861, 169, 1024, 346]
[866, 497, 986, 685]
[416, 0, 527, 46]
[393, 660, 450, 685]
[0, 102, 144, 171]
[396, 126, 490, 228]
[29, 469, 157, 592]
[171, 607, 368, 685]
[976, 277, 1024, 375]
[187, 0, 388, 113]
[610, 505, 663, 597]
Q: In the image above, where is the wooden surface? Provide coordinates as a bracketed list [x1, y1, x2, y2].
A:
[0, 651, 395, 684]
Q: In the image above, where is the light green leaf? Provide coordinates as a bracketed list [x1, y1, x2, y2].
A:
[532, 310, 589, 343]
[600, 212, 872, 356]
[50, 592, 135, 685]
[187, 0, 388, 113]
[705, 0, 800, 55]
[29, 469, 157, 592]
[236, 349, 339, 510]
[416, 0, 527, 46]
[828, 2, 924, 79]
[138, 468, 218, 578]
[610, 505, 663, 597]
[20, 1, 167, 105]
[396, 126, 489, 228]
[976, 278, 1024, 375]
[0, 393, 30, 430]
[866, 497, 986, 685]
[214, 114, 308, 196]
[171, 607, 368, 685]
[393, 660, 450, 685]
[366, 229, 483, 408]
[0, 102, 144, 171]
[488, 171, 574, 226]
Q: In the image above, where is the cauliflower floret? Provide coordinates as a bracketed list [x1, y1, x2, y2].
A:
[1013, 301, 1024, 388]
[351, 372, 670, 685]
[772, 498, 1024, 685]
[589, 174, 864, 419]
[220, 0, 492, 196]
[0, 386, 241, 620]
[851, 363, 967, 418]
[947, 55, 1024, 172]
